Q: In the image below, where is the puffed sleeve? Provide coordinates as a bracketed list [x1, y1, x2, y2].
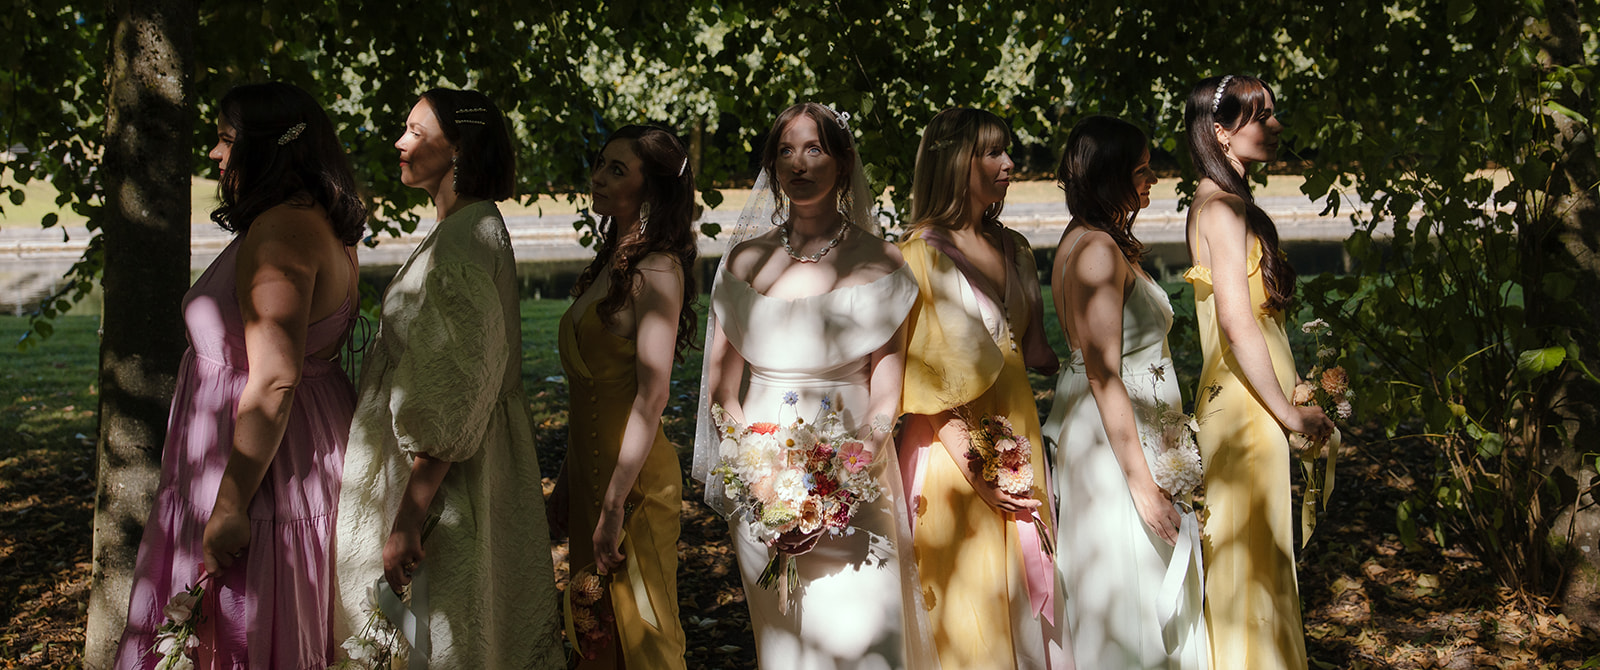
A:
[388, 261, 508, 462]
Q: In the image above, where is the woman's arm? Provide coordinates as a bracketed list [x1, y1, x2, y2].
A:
[927, 411, 1041, 514]
[1200, 200, 1332, 439]
[204, 214, 323, 574]
[706, 321, 748, 427]
[864, 320, 909, 455]
[593, 253, 683, 576]
[1064, 234, 1179, 545]
[383, 454, 450, 591]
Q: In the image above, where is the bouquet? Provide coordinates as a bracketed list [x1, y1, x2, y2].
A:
[710, 392, 884, 610]
[563, 565, 616, 661]
[961, 410, 1054, 556]
[1136, 363, 1206, 503]
[332, 512, 440, 669]
[150, 569, 213, 670]
[1292, 318, 1349, 546]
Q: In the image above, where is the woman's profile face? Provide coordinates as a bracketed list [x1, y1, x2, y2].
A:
[774, 115, 841, 209]
[590, 139, 646, 221]
[395, 100, 454, 192]
[208, 118, 235, 177]
[1221, 96, 1282, 165]
[966, 140, 1014, 210]
[1131, 147, 1156, 210]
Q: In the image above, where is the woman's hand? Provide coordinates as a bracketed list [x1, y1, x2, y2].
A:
[546, 470, 570, 539]
[1283, 404, 1335, 443]
[201, 507, 252, 575]
[773, 527, 825, 556]
[1130, 480, 1180, 546]
[593, 506, 626, 576]
[967, 472, 1042, 515]
[383, 525, 425, 594]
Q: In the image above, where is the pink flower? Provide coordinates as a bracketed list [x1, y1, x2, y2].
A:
[162, 591, 199, 623]
[839, 441, 870, 473]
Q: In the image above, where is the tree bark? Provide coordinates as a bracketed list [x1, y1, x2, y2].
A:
[84, 0, 195, 666]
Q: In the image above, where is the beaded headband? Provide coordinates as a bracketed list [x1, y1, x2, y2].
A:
[1211, 75, 1235, 114]
[276, 122, 306, 146]
[455, 107, 487, 125]
[835, 110, 851, 131]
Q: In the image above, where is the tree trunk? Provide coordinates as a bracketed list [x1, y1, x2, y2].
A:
[83, 0, 195, 666]
[1530, 0, 1600, 630]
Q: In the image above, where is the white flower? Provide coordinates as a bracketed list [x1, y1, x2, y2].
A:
[161, 591, 198, 623]
[1151, 444, 1204, 497]
[1300, 318, 1330, 334]
[343, 636, 376, 662]
[1336, 400, 1353, 419]
[719, 437, 740, 460]
[154, 632, 181, 656]
[773, 470, 807, 505]
[1318, 346, 1338, 360]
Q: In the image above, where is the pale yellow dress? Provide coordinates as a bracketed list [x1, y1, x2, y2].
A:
[1184, 238, 1308, 670]
[898, 229, 1062, 670]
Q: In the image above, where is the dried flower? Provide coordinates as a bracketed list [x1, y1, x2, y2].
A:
[572, 572, 605, 605]
[1292, 380, 1316, 406]
[1301, 318, 1330, 334]
[1320, 366, 1349, 397]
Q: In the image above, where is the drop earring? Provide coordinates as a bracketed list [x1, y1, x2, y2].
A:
[451, 154, 460, 193]
[637, 201, 651, 237]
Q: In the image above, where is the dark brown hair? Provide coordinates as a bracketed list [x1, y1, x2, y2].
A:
[1184, 75, 1296, 312]
[418, 88, 515, 201]
[211, 82, 366, 245]
[572, 125, 699, 359]
[1058, 115, 1148, 264]
[758, 102, 856, 219]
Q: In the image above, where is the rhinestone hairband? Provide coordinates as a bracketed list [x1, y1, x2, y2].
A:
[456, 107, 487, 125]
[835, 110, 851, 131]
[276, 122, 306, 146]
[1211, 75, 1235, 114]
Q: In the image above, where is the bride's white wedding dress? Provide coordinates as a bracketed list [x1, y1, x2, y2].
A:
[1043, 253, 1209, 669]
[713, 263, 934, 670]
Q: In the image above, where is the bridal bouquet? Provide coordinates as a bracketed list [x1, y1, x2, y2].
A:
[150, 570, 212, 670]
[710, 393, 884, 606]
[962, 411, 1054, 556]
[563, 566, 616, 660]
[1292, 318, 1348, 545]
[1136, 363, 1205, 501]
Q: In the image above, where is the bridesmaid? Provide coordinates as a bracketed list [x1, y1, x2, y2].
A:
[1181, 75, 1333, 670]
[115, 81, 364, 669]
[695, 102, 931, 669]
[1043, 115, 1207, 668]
[334, 88, 564, 667]
[897, 108, 1064, 670]
[547, 124, 694, 669]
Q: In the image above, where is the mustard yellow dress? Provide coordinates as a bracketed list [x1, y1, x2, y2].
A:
[1184, 238, 1308, 670]
[558, 297, 687, 670]
[898, 229, 1060, 670]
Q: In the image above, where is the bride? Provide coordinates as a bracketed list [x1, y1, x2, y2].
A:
[693, 102, 934, 669]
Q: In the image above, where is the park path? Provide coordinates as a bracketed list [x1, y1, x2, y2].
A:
[1, 193, 1391, 313]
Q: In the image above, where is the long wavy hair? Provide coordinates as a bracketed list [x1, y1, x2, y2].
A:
[1058, 115, 1149, 264]
[210, 82, 366, 245]
[758, 102, 856, 221]
[572, 125, 699, 359]
[418, 88, 515, 201]
[1185, 75, 1296, 312]
[908, 108, 1012, 233]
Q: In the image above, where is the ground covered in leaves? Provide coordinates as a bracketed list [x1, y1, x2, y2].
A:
[3, 309, 1598, 668]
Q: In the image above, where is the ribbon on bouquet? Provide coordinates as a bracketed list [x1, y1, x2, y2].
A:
[1299, 428, 1342, 548]
[1155, 508, 1205, 633]
[1015, 511, 1056, 625]
[374, 565, 430, 670]
[617, 531, 661, 629]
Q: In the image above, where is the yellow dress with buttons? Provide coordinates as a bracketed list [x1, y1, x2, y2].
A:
[558, 298, 686, 669]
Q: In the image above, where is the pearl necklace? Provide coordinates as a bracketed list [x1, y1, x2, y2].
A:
[781, 218, 849, 263]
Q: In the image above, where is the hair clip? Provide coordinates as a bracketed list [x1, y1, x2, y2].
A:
[928, 137, 957, 152]
[678, 157, 688, 177]
[456, 119, 486, 125]
[1211, 75, 1235, 114]
[457, 107, 487, 114]
[835, 110, 851, 131]
[276, 122, 306, 146]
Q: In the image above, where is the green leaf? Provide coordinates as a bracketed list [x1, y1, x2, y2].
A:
[8, 189, 23, 206]
[1475, 431, 1504, 459]
[1546, 101, 1589, 125]
[1516, 347, 1566, 379]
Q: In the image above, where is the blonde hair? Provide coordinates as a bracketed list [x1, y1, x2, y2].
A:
[909, 108, 1012, 232]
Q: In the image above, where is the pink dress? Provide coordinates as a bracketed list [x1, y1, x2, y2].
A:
[114, 235, 357, 669]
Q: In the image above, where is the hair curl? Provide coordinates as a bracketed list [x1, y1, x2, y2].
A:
[417, 88, 516, 201]
[210, 82, 366, 245]
[571, 125, 700, 360]
[1058, 115, 1149, 264]
[1184, 75, 1296, 312]
[908, 108, 1012, 233]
